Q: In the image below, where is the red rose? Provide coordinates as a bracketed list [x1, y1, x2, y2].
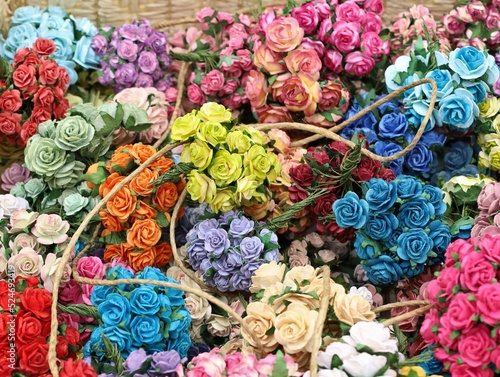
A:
[0, 312, 9, 344]
[12, 65, 36, 91]
[317, 220, 355, 241]
[0, 90, 22, 112]
[20, 287, 52, 321]
[18, 339, 49, 376]
[20, 121, 38, 145]
[328, 141, 350, 154]
[21, 83, 40, 100]
[30, 106, 52, 124]
[58, 68, 70, 89]
[38, 60, 60, 86]
[60, 359, 98, 377]
[56, 335, 69, 359]
[13, 48, 31, 65]
[307, 148, 330, 165]
[32, 38, 56, 56]
[16, 311, 50, 346]
[0, 113, 21, 135]
[14, 276, 40, 288]
[23, 53, 41, 67]
[289, 164, 315, 186]
[313, 194, 337, 216]
[64, 325, 80, 346]
[0, 357, 13, 377]
[0, 281, 17, 310]
[33, 87, 55, 107]
[53, 99, 70, 119]
[377, 168, 396, 182]
[289, 185, 309, 203]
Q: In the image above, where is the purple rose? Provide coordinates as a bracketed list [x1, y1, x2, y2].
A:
[158, 53, 172, 67]
[91, 35, 108, 55]
[150, 350, 181, 375]
[186, 239, 206, 270]
[115, 63, 139, 87]
[119, 23, 138, 40]
[204, 228, 230, 257]
[152, 68, 163, 81]
[108, 55, 120, 68]
[212, 251, 242, 275]
[213, 273, 232, 291]
[1, 163, 31, 191]
[136, 72, 154, 87]
[196, 219, 219, 240]
[200, 259, 212, 273]
[239, 236, 264, 260]
[228, 216, 254, 236]
[100, 67, 115, 85]
[219, 210, 238, 225]
[117, 39, 139, 61]
[146, 30, 167, 54]
[241, 260, 262, 279]
[156, 79, 172, 92]
[138, 51, 158, 73]
[137, 24, 152, 42]
[259, 228, 279, 244]
[123, 348, 150, 372]
[229, 273, 251, 291]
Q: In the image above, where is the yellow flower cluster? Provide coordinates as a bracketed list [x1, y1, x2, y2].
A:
[478, 98, 500, 171]
[170, 103, 281, 213]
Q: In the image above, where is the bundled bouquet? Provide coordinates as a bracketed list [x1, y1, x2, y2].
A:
[422, 235, 500, 375]
[92, 20, 173, 92]
[185, 209, 279, 292]
[170, 102, 281, 214]
[83, 266, 192, 370]
[0, 6, 100, 84]
[333, 175, 450, 285]
[0, 38, 70, 146]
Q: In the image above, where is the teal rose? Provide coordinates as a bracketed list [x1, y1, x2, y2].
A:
[396, 228, 433, 264]
[25, 135, 67, 177]
[63, 193, 90, 216]
[332, 192, 369, 229]
[448, 47, 488, 80]
[24, 178, 46, 198]
[10, 182, 27, 198]
[54, 116, 95, 152]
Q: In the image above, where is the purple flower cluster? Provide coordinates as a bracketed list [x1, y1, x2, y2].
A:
[185, 210, 280, 292]
[91, 20, 173, 92]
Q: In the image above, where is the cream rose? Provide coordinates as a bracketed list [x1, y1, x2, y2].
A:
[302, 277, 345, 306]
[283, 265, 317, 290]
[31, 214, 70, 245]
[207, 314, 232, 338]
[334, 293, 377, 326]
[185, 292, 212, 324]
[0, 246, 7, 279]
[8, 247, 43, 278]
[274, 302, 319, 354]
[9, 209, 39, 233]
[40, 253, 71, 292]
[241, 302, 279, 353]
[249, 261, 286, 293]
[262, 281, 286, 304]
[272, 293, 319, 314]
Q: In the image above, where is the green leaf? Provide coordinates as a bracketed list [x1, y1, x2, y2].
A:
[268, 75, 278, 85]
[0, 56, 12, 77]
[320, 111, 335, 122]
[101, 231, 126, 245]
[271, 351, 289, 377]
[125, 122, 153, 133]
[82, 163, 109, 186]
[57, 303, 100, 319]
[156, 211, 170, 228]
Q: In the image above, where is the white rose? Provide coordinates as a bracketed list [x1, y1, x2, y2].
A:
[185, 292, 212, 324]
[250, 261, 286, 293]
[318, 342, 358, 369]
[40, 253, 71, 292]
[207, 314, 232, 338]
[342, 321, 398, 354]
[303, 370, 348, 377]
[9, 233, 39, 255]
[9, 209, 38, 232]
[31, 214, 70, 245]
[342, 353, 388, 377]
[8, 247, 43, 278]
[0, 195, 29, 218]
[381, 370, 397, 377]
[348, 286, 374, 305]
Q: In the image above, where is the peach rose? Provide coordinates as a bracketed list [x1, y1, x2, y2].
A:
[99, 210, 124, 232]
[284, 48, 322, 80]
[106, 187, 137, 222]
[245, 70, 268, 109]
[266, 17, 304, 52]
[253, 45, 286, 75]
[99, 173, 125, 198]
[241, 302, 279, 353]
[154, 242, 173, 267]
[270, 73, 292, 101]
[126, 218, 161, 249]
[333, 293, 376, 326]
[256, 106, 294, 123]
[129, 168, 158, 195]
[104, 242, 134, 263]
[131, 201, 158, 220]
[153, 182, 179, 211]
[128, 247, 157, 271]
[150, 156, 174, 174]
[280, 73, 321, 116]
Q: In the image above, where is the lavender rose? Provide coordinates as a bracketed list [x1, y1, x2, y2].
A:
[239, 236, 264, 260]
[228, 216, 254, 236]
[204, 228, 230, 257]
[91, 34, 108, 55]
[150, 350, 181, 375]
[117, 39, 139, 61]
[119, 23, 138, 40]
[115, 63, 139, 86]
[123, 348, 150, 372]
[196, 219, 220, 240]
[1, 163, 31, 192]
[138, 51, 158, 73]
[136, 72, 154, 87]
[145, 30, 167, 54]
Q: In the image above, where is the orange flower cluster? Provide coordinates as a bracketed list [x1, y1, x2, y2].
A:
[86, 143, 185, 272]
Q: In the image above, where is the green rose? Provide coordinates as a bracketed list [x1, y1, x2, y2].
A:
[63, 193, 90, 216]
[181, 140, 213, 171]
[226, 130, 251, 153]
[171, 111, 201, 141]
[198, 103, 233, 123]
[244, 145, 272, 181]
[208, 150, 242, 187]
[54, 116, 95, 152]
[37, 120, 56, 139]
[41, 195, 58, 210]
[25, 135, 67, 177]
[24, 178, 46, 198]
[10, 182, 26, 198]
[86, 196, 100, 211]
[197, 121, 227, 147]
[70, 103, 98, 122]
[80, 134, 113, 158]
[46, 160, 86, 189]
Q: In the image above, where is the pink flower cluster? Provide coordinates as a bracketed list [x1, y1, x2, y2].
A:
[177, 349, 301, 377]
[472, 182, 500, 238]
[421, 235, 500, 376]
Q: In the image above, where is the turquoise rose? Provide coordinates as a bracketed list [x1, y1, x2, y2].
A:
[448, 47, 488, 80]
[437, 88, 479, 132]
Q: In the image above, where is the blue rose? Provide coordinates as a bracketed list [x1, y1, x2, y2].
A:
[406, 99, 436, 132]
[374, 141, 404, 176]
[404, 142, 433, 173]
[56, 60, 78, 85]
[1, 24, 38, 61]
[363, 255, 403, 285]
[438, 88, 479, 132]
[376, 97, 400, 114]
[130, 316, 163, 346]
[399, 260, 425, 278]
[204, 228, 230, 257]
[422, 70, 456, 102]
[346, 103, 377, 130]
[239, 237, 264, 260]
[169, 307, 191, 339]
[363, 213, 399, 242]
[147, 341, 168, 354]
[168, 332, 192, 359]
[353, 232, 381, 260]
[395, 175, 423, 199]
[486, 55, 500, 85]
[420, 130, 447, 147]
[385, 55, 411, 92]
[106, 265, 135, 290]
[71, 15, 98, 35]
[228, 216, 254, 236]
[98, 293, 132, 327]
[398, 198, 435, 228]
[10, 6, 43, 26]
[428, 219, 451, 255]
[449, 46, 488, 79]
[452, 164, 479, 178]
[386, 227, 403, 251]
[130, 287, 161, 315]
[363, 178, 398, 214]
[443, 141, 473, 172]
[419, 347, 444, 375]
[397, 228, 433, 264]
[137, 266, 168, 282]
[39, 30, 73, 60]
[87, 326, 106, 357]
[99, 326, 133, 357]
[463, 80, 488, 103]
[46, 5, 69, 18]
[422, 185, 447, 216]
[90, 285, 116, 306]
[451, 217, 474, 240]
[38, 13, 66, 34]
[333, 192, 369, 229]
[378, 113, 408, 139]
[73, 36, 101, 70]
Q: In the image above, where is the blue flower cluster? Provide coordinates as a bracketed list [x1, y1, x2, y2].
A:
[83, 266, 191, 360]
[430, 141, 479, 186]
[340, 93, 446, 175]
[185, 210, 280, 292]
[335, 176, 451, 285]
[0, 6, 100, 84]
[385, 43, 500, 134]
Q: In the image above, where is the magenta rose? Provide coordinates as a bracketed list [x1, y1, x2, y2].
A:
[478, 234, 500, 265]
[187, 84, 205, 104]
[434, 348, 460, 368]
[58, 279, 84, 305]
[437, 313, 459, 350]
[364, 0, 384, 14]
[444, 238, 475, 267]
[360, 31, 388, 57]
[200, 70, 225, 96]
[443, 14, 466, 35]
[335, 2, 365, 23]
[436, 266, 460, 299]
[117, 39, 139, 61]
[491, 347, 500, 369]
[137, 51, 158, 74]
[301, 38, 326, 57]
[1, 163, 31, 191]
[324, 49, 343, 73]
[447, 293, 478, 331]
[421, 308, 440, 344]
[330, 21, 361, 53]
[457, 325, 495, 368]
[449, 362, 493, 377]
[361, 12, 383, 34]
[345, 51, 375, 76]
[77, 256, 105, 280]
[459, 251, 496, 292]
[477, 283, 500, 326]
[291, 3, 319, 34]
[313, 1, 331, 21]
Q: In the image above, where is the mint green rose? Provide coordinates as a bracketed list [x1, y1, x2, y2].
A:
[10, 182, 26, 198]
[54, 116, 95, 152]
[63, 193, 90, 216]
[80, 133, 113, 158]
[25, 135, 67, 177]
[37, 120, 56, 139]
[46, 160, 86, 189]
[24, 178, 46, 198]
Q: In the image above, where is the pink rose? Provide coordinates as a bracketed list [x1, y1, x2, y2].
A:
[266, 17, 304, 53]
[258, 8, 278, 33]
[450, 362, 494, 377]
[443, 14, 466, 35]
[257, 353, 299, 376]
[200, 70, 225, 96]
[434, 347, 459, 366]
[362, 12, 383, 34]
[336, 2, 365, 22]
[477, 234, 500, 266]
[58, 313, 81, 330]
[458, 325, 495, 367]
[216, 11, 234, 24]
[460, 251, 496, 292]
[467, 1, 487, 21]
[486, 13, 500, 30]
[188, 349, 226, 376]
[319, 80, 344, 111]
[447, 293, 478, 331]
[391, 17, 411, 35]
[331, 21, 361, 53]
[220, 79, 239, 96]
[187, 84, 205, 105]
[140, 107, 168, 143]
[239, 14, 252, 27]
[196, 7, 215, 22]
[58, 279, 84, 305]
[409, 4, 430, 18]
[234, 49, 253, 71]
[490, 347, 500, 369]
[228, 35, 244, 50]
[444, 238, 475, 266]
[253, 45, 286, 75]
[284, 47, 322, 80]
[221, 93, 244, 110]
[318, 18, 333, 44]
[313, 0, 332, 21]
[165, 87, 178, 102]
[77, 256, 105, 279]
[245, 70, 268, 109]
[361, 31, 389, 57]
[225, 353, 258, 376]
[478, 182, 500, 214]
[420, 308, 440, 344]
[414, 17, 437, 36]
[435, 266, 460, 298]
[1, 163, 31, 192]
[169, 30, 187, 48]
[437, 313, 459, 350]
[477, 283, 500, 326]
[256, 106, 293, 123]
[280, 73, 321, 116]
[345, 51, 375, 76]
[324, 49, 343, 73]
[364, 0, 384, 14]
[291, 3, 319, 34]
[301, 38, 325, 57]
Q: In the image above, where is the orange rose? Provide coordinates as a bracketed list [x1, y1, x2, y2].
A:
[150, 157, 174, 174]
[128, 247, 157, 271]
[153, 182, 179, 211]
[85, 163, 99, 189]
[129, 168, 159, 195]
[104, 243, 135, 263]
[106, 187, 137, 222]
[132, 200, 158, 220]
[130, 143, 157, 164]
[107, 144, 134, 173]
[176, 177, 186, 193]
[126, 218, 162, 249]
[99, 210, 124, 232]
[154, 242, 173, 267]
[99, 173, 125, 198]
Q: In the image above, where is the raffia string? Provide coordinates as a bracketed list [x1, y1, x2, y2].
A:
[373, 300, 431, 314]
[382, 304, 433, 328]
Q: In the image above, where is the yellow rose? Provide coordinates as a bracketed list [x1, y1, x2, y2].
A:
[283, 265, 317, 290]
[241, 302, 279, 353]
[478, 151, 491, 169]
[208, 150, 242, 187]
[170, 111, 201, 141]
[197, 121, 228, 147]
[234, 174, 260, 205]
[492, 116, 500, 133]
[272, 293, 319, 314]
[226, 130, 252, 153]
[250, 261, 286, 293]
[266, 152, 282, 183]
[182, 139, 213, 170]
[302, 276, 346, 306]
[198, 102, 233, 123]
[209, 189, 234, 213]
[479, 97, 500, 119]
[490, 146, 500, 170]
[187, 171, 217, 204]
[333, 293, 376, 326]
[241, 126, 268, 145]
[244, 144, 272, 180]
[400, 366, 426, 377]
[274, 302, 319, 354]
[478, 132, 500, 151]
